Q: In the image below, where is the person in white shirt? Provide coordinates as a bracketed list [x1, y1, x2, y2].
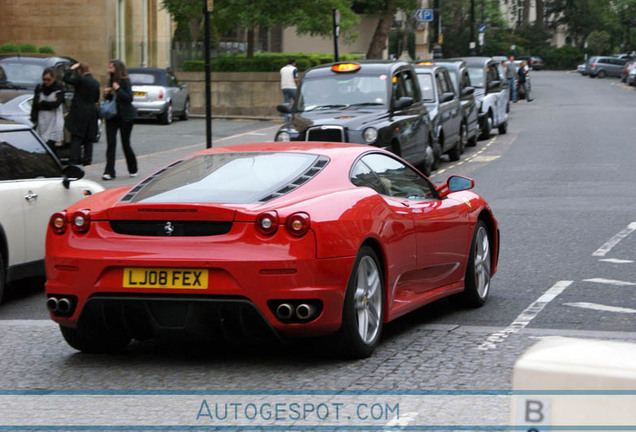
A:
[280, 58, 299, 121]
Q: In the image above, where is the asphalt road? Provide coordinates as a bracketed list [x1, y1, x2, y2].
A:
[1, 71, 636, 428]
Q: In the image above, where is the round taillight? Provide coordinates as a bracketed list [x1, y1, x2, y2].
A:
[286, 212, 310, 237]
[71, 210, 91, 234]
[49, 212, 67, 235]
[256, 211, 279, 236]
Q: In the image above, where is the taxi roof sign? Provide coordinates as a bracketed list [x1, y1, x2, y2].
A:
[415, 61, 435, 66]
[331, 63, 361, 73]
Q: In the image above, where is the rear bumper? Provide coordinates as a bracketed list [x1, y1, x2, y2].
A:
[132, 100, 169, 115]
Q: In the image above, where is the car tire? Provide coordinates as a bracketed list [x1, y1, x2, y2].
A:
[459, 122, 467, 154]
[60, 324, 131, 354]
[0, 252, 5, 303]
[480, 114, 492, 140]
[597, 70, 607, 79]
[180, 99, 190, 121]
[418, 137, 435, 176]
[467, 125, 478, 147]
[457, 221, 491, 308]
[158, 103, 173, 125]
[447, 136, 461, 162]
[336, 246, 384, 359]
[498, 121, 508, 135]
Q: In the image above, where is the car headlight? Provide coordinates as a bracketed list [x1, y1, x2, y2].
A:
[363, 127, 378, 143]
[276, 131, 291, 142]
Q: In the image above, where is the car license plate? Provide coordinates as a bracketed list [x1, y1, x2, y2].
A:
[123, 267, 208, 289]
[133, 91, 146, 97]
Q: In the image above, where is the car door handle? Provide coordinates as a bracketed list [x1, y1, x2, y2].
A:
[24, 192, 38, 201]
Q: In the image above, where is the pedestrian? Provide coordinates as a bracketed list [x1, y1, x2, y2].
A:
[102, 59, 138, 180]
[505, 55, 517, 103]
[31, 67, 65, 153]
[63, 63, 100, 166]
[518, 61, 533, 102]
[280, 58, 299, 121]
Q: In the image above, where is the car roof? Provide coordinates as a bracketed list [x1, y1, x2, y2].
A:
[128, 67, 169, 74]
[0, 54, 76, 65]
[303, 60, 413, 78]
[413, 63, 449, 75]
[457, 57, 495, 67]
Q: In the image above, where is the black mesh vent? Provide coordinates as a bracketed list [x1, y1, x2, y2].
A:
[306, 126, 345, 142]
[259, 156, 329, 202]
[110, 220, 232, 236]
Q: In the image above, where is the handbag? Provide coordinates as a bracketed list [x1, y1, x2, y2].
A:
[100, 92, 117, 120]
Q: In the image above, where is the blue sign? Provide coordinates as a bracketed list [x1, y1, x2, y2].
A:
[478, 24, 487, 33]
[414, 9, 434, 22]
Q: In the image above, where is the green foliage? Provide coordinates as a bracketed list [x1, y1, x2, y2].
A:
[0, 43, 18, 53]
[183, 53, 362, 72]
[38, 46, 55, 54]
[586, 30, 612, 55]
[389, 29, 415, 60]
[18, 43, 37, 53]
[536, 45, 585, 70]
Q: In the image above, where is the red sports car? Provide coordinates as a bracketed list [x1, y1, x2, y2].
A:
[45, 142, 499, 358]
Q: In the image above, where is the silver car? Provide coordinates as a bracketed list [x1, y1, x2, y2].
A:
[585, 56, 628, 78]
[128, 68, 190, 125]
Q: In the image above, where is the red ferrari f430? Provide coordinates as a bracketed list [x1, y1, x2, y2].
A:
[45, 142, 499, 358]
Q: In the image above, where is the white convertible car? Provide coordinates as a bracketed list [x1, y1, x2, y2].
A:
[0, 120, 104, 301]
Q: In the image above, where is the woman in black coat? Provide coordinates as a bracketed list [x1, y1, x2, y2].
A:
[102, 59, 138, 180]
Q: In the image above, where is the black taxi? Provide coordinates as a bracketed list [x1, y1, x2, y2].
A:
[276, 61, 435, 175]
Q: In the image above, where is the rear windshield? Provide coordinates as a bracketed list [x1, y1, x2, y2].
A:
[129, 71, 166, 86]
[298, 74, 389, 111]
[130, 152, 326, 204]
[0, 61, 43, 87]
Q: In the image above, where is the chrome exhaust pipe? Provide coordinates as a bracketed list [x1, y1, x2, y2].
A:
[276, 303, 294, 320]
[46, 297, 59, 313]
[57, 298, 72, 314]
[296, 303, 316, 320]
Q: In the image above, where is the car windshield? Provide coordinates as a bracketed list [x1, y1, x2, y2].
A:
[0, 62, 43, 87]
[467, 67, 485, 88]
[416, 73, 436, 102]
[297, 74, 388, 111]
[130, 152, 326, 204]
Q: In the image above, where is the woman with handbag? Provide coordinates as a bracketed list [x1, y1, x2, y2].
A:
[102, 59, 138, 180]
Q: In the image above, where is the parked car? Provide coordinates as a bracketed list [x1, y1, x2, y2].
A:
[0, 120, 104, 301]
[621, 60, 634, 82]
[460, 57, 509, 138]
[0, 53, 76, 108]
[516, 56, 544, 71]
[627, 62, 636, 86]
[128, 67, 190, 125]
[585, 56, 628, 78]
[44, 142, 499, 357]
[432, 59, 480, 147]
[413, 62, 463, 167]
[0, 90, 33, 127]
[276, 61, 435, 175]
[577, 63, 587, 75]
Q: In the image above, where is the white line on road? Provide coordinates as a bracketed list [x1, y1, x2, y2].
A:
[564, 302, 636, 314]
[599, 258, 634, 264]
[477, 280, 573, 351]
[583, 278, 636, 286]
[592, 222, 636, 257]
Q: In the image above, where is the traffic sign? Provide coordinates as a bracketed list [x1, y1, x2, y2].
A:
[414, 9, 434, 22]
[478, 24, 487, 33]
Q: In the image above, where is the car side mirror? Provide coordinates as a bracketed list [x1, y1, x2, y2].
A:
[441, 92, 455, 103]
[487, 80, 501, 92]
[461, 86, 475, 96]
[436, 175, 474, 198]
[277, 103, 293, 114]
[393, 96, 414, 110]
[61, 164, 85, 189]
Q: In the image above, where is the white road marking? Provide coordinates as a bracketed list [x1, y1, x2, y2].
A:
[599, 258, 634, 264]
[564, 302, 636, 314]
[247, 132, 268, 136]
[592, 222, 636, 257]
[583, 278, 636, 286]
[477, 280, 573, 351]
